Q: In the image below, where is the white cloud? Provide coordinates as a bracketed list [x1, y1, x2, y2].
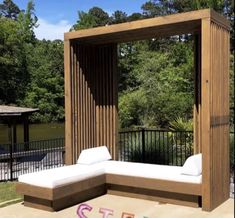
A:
[34, 18, 72, 41]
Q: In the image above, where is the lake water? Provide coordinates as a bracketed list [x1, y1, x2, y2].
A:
[0, 123, 65, 144]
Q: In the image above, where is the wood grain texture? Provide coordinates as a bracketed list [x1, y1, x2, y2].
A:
[201, 18, 230, 211]
[23, 185, 106, 211]
[64, 9, 229, 44]
[106, 174, 201, 196]
[107, 184, 200, 208]
[193, 34, 202, 153]
[17, 172, 201, 211]
[64, 40, 72, 164]
[66, 44, 118, 162]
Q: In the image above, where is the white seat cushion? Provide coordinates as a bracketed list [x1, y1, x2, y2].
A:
[103, 160, 202, 184]
[18, 163, 105, 188]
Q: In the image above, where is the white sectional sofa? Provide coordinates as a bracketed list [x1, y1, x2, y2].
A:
[16, 146, 202, 211]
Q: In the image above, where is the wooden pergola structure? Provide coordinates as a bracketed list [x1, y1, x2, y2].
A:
[64, 9, 230, 211]
[0, 105, 39, 151]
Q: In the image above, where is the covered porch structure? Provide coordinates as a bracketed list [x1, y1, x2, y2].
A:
[0, 105, 39, 151]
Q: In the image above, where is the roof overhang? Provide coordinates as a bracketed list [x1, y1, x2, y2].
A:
[0, 106, 39, 117]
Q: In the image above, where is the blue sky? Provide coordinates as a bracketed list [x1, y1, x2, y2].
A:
[7, 0, 147, 40]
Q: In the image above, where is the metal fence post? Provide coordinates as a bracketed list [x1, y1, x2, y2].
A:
[10, 127, 13, 181]
[142, 127, 145, 163]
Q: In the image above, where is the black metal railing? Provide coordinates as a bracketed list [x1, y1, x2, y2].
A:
[119, 128, 235, 169]
[118, 128, 193, 166]
[0, 130, 234, 182]
[0, 138, 65, 181]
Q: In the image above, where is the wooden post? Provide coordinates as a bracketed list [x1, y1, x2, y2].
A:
[201, 17, 212, 212]
[64, 39, 73, 165]
[12, 123, 17, 152]
[201, 17, 230, 211]
[23, 116, 29, 151]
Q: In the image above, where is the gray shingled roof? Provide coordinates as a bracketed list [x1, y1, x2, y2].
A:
[0, 105, 39, 116]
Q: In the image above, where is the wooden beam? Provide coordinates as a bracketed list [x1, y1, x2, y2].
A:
[64, 9, 229, 43]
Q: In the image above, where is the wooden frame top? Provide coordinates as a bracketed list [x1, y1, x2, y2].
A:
[64, 9, 229, 44]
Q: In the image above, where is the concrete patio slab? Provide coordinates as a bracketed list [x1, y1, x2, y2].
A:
[0, 195, 233, 218]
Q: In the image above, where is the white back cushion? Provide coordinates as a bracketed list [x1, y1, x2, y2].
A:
[181, 153, 202, 176]
[77, 146, 112, 164]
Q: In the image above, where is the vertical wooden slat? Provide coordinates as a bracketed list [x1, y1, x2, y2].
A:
[225, 28, 230, 200]
[211, 23, 217, 206]
[93, 46, 96, 147]
[112, 44, 118, 159]
[81, 46, 84, 151]
[90, 46, 94, 147]
[87, 46, 91, 148]
[109, 46, 113, 154]
[64, 40, 72, 164]
[106, 46, 110, 151]
[104, 46, 108, 151]
[193, 34, 202, 153]
[96, 47, 100, 147]
[99, 47, 103, 146]
[92, 47, 98, 146]
[85, 46, 88, 149]
[79, 46, 83, 154]
[73, 43, 78, 162]
[76, 45, 81, 159]
[70, 44, 75, 163]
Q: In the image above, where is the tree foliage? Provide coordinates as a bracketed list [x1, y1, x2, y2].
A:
[0, 0, 64, 122]
[0, 17, 28, 104]
[0, 0, 20, 20]
[119, 42, 194, 128]
[0, 0, 234, 127]
[21, 40, 64, 122]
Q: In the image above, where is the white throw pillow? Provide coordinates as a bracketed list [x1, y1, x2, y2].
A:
[77, 146, 112, 165]
[181, 153, 202, 176]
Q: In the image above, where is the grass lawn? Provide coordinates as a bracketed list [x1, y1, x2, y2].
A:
[0, 182, 22, 207]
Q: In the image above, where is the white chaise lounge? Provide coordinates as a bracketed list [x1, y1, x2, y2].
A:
[16, 146, 202, 211]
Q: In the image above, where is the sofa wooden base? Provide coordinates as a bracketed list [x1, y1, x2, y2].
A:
[17, 173, 202, 211]
[23, 185, 106, 211]
[107, 184, 200, 208]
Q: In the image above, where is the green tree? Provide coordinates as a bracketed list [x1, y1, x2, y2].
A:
[21, 40, 64, 122]
[110, 10, 128, 24]
[72, 7, 110, 30]
[88, 7, 110, 26]
[17, 0, 38, 42]
[0, 17, 28, 104]
[0, 0, 20, 20]
[119, 42, 194, 128]
[71, 11, 96, 30]
[128, 12, 143, 21]
[119, 90, 146, 128]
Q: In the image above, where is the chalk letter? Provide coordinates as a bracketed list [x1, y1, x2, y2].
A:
[121, 212, 135, 218]
[99, 207, 114, 218]
[77, 203, 93, 218]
